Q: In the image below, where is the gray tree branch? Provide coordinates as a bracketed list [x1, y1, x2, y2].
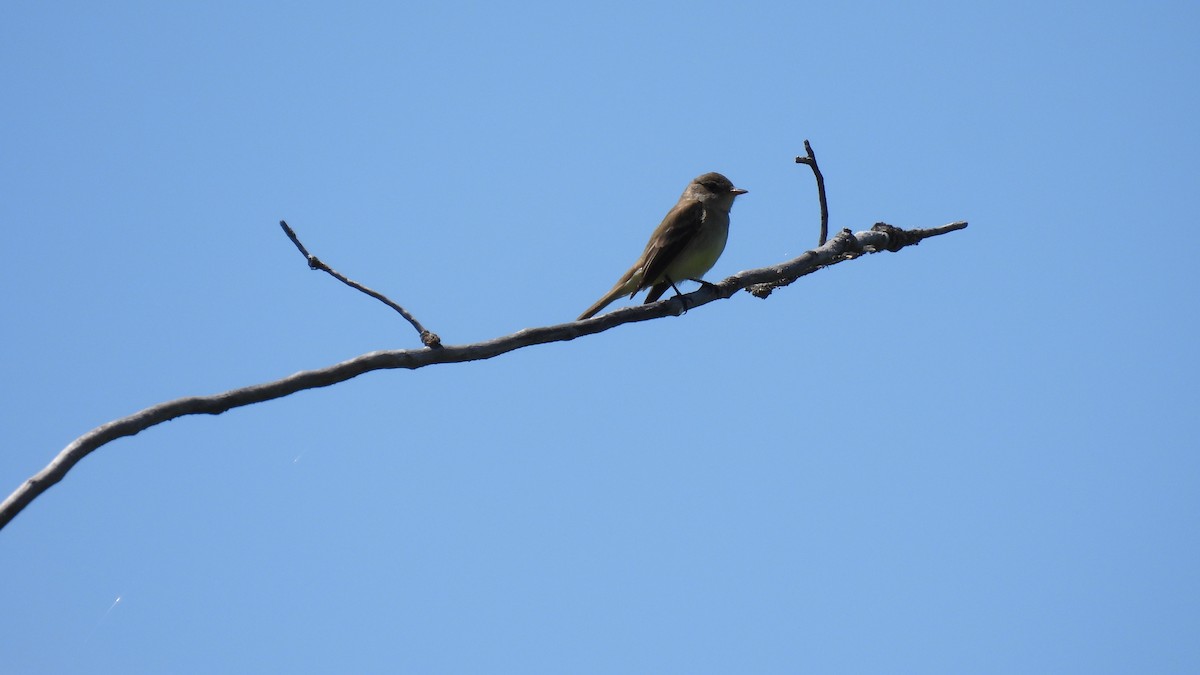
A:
[0, 220, 966, 531]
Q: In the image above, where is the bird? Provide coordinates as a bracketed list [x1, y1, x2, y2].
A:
[577, 171, 747, 320]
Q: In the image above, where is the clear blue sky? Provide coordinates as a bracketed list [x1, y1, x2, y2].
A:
[3, 2, 1197, 673]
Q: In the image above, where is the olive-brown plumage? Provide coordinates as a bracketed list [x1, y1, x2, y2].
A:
[577, 172, 747, 320]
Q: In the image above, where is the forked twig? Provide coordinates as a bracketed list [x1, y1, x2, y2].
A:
[795, 140, 829, 246]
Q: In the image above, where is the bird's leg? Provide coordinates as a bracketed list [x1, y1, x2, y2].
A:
[662, 276, 698, 314]
[676, 278, 718, 314]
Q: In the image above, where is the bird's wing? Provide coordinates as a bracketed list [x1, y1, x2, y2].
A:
[642, 282, 672, 305]
[634, 199, 705, 296]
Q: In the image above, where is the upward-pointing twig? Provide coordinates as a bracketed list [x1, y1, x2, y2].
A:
[795, 140, 830, 246]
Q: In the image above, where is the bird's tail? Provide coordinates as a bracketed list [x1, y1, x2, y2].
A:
[578, 274, 639, 320]
[577, 286, 627, 321]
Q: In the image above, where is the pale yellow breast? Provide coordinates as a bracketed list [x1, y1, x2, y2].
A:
[662, 209, 730, 282]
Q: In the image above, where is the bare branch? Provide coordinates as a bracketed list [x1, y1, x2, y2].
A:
[795, 140, 830, 246]
[746, 221, 968, 298]
[0, 220, 966, 531]
[279, 220, 442, 348]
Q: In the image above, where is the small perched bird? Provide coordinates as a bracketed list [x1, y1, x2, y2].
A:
[577, 172, 748, 320]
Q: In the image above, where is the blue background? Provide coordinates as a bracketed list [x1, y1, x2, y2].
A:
[3, 2, 1197, 673]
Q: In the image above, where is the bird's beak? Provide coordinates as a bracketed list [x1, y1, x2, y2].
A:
[731, 187, 748, 195]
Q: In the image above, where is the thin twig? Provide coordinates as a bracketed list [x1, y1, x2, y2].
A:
[795, 140, 829, 246]
[0, 220, 966, 531]
[279, 220, 442, 348]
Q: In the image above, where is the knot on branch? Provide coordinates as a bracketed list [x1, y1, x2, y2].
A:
[871, 222, 917, 252]
[420, 331, 443, 348]
[832, 228, 863, 254]
[747, 284, 773, 299]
